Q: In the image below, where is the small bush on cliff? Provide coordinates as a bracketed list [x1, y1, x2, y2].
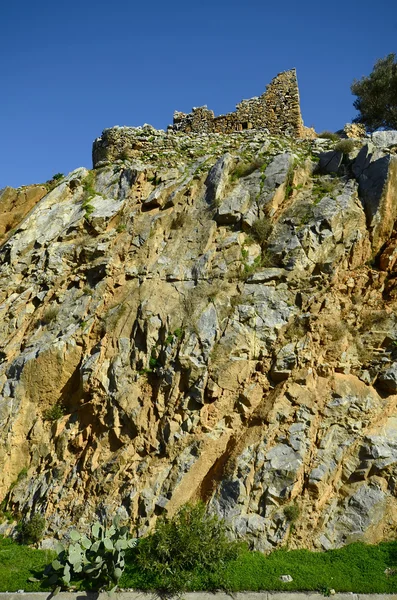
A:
[335, 139, 356, 155]
[41, 306, 59, 325]
[231, 158, 266, 181]
[43, 403, 65, 422]
[318, 131, 340, 141]
[18, 513, 46, 545]
[250, 218, 273, 248]
[135, 502, 241, 592]
[283, 503, 300, 523]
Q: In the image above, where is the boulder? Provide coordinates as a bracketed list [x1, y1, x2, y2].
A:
[318, 150, 343, 175]
[372, 130, 397, 148]
[205, 153, 233, 204]
[216, 186, 250, 224]
[378, 363, 397, 393]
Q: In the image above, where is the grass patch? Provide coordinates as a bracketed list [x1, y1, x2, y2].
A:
[283, 503, 300, 523]
[83, 204, 95, 219]
[284, 164, 295, 200]
[241, 255, 264, 280]
[43, 403, 65, 422]
[231, 158, 266, 181]
[174, 327, 184, 340]
[250, 218, 273, 248]
[335, 139, 356, 155]
[82, 171, 96, 199]
[318, 131, 340, 142]
[41, 306, 59, 325]
[0, 536, 54, 592]
[312, 177, 338, 202]
[1, 533, 397, 593]
[121, 541, 397, 593]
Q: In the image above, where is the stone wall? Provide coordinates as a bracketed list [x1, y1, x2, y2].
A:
[169, 69, 306, 137]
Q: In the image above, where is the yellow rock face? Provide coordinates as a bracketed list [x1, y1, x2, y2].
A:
[1, 128, 397, 551]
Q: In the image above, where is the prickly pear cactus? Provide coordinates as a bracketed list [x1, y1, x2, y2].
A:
[45, 518, 137, 591]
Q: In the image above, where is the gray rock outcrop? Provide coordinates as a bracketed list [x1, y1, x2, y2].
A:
[1, 127, 397, 553]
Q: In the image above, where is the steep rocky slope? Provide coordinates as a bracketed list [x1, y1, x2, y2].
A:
[1, 126, 397, 552]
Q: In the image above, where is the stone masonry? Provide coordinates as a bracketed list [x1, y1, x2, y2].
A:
[169, 69, 308, 137]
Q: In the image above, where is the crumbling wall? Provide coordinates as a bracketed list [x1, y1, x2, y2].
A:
[169, 69, 305, 137]
[262, 68, 304, 136]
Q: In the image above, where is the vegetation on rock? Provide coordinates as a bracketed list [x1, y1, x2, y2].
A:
[17, 513, 46, 544]
[317, 131, 340, 141]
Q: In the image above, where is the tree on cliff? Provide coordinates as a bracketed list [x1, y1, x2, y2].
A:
[351, 53, 397, 131]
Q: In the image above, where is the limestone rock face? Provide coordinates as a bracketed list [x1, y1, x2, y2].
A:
[0, 184, 47, 243]
[372, 131, 397, 148]
[2, 127, 397, 551]
[352, 144, 397, 253]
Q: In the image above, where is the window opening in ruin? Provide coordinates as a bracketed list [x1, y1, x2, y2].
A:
[242, 122, 248, 130]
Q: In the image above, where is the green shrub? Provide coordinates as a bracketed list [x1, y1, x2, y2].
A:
[171, 212, 188, 230]
[312, 177, 337, 201]
[284, 164, 295, 199]
[120, 150, 131, 161]
[82, 171, 96, 200]
[135, 502, 241, 592]
[44, 518, 136, 592]
[335, 139, 356, 155]
[250, 218, 273, 248]
[241, 255, 264, 281]
[18, 513, 46, 544]
[283, 503, 300, 523]
[82, 285, 94, 296]
[173, 327, 184, 340]
[3, 535, 397, 594]
[318, 131, 340, 141]
[52, 173, 64, 181]
[43, 404, 65, 422]
[41, 306, 59, 325]
[0, 509, 14, 524]
[83, 203, 94, 219]
[231, 158, 266, 181]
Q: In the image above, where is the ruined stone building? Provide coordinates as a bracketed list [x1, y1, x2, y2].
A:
[169, 68, 309, 137]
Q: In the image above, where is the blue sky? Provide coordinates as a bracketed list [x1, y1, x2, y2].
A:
[1, 0, 396, 188]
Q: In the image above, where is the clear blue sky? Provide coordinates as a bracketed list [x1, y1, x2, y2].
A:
[1, 0, 396, 188]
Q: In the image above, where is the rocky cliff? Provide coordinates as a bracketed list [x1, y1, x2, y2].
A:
[1, 125, 397, 552]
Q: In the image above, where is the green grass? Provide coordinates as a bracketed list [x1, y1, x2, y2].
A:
[318, 131, 340, 142]
[121, 542, 397, 593]
[222, 543, 397, 593]
[230, 158, 266, 181]
[0, 536, 54, 591]
[1, 534, 397, 594]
